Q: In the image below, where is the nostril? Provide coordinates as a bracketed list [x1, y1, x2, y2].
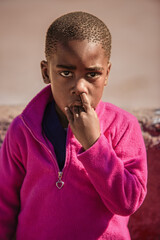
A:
[73, 83, 87, 96]
[74, 89, 85, 96]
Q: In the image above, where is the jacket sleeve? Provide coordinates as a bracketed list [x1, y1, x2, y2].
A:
[0, 117, 26, 239]
[77, 116, 147, 216]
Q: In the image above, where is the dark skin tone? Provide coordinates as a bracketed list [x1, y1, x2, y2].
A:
[41, 40, 111, 150]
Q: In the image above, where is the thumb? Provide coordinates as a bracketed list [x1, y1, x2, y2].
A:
[64, 107, 74, 123]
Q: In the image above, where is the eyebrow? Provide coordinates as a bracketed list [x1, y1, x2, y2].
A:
[85, 66, 104, 71]
[56, 64, 104, 71]
[56, 64, 76, 70]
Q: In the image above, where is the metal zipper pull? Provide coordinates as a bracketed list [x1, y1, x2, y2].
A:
[56, 171, 64, 189]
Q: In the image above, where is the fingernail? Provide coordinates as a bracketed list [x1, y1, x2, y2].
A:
[64, 107, 68, 111]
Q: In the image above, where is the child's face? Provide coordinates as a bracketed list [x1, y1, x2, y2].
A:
[41, 40, 111, 123]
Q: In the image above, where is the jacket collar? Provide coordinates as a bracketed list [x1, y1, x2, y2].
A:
[21, 85, 53, 143]
[21, 84, 104, 143]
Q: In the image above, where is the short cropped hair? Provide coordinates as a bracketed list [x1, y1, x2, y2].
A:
[45, 11, 112, 60]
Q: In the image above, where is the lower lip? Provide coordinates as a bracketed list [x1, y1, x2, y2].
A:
[69, 101, 82, 107]
[70, 105, 85, 112]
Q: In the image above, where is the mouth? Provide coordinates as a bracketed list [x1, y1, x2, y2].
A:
[69, 100, 82, 107]
[69, 100, 85, 113]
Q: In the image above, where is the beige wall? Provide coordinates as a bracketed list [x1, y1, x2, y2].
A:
[0, 0, 160, 108]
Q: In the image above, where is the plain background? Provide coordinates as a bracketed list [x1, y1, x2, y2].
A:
[0, 0, 160, 109]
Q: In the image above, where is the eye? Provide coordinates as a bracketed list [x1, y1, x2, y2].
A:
[59, 71, 73, 78]
[86, 72, 101, 79]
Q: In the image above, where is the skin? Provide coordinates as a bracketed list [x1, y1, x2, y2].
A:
[41, 40, 111, 150]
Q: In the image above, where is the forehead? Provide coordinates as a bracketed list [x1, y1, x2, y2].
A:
[50, 40, 108, 66]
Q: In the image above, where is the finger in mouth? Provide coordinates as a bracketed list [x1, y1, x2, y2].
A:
[71, 105, 85, 113]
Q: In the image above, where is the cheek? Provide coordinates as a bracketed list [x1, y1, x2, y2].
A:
[90, 81, 105, 106]
[51, 84, 69, 108]
[50, 79, 64, 94]
[91, 78, 106, 94]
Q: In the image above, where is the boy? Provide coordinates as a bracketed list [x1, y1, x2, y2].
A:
[0, 12, 147, 240]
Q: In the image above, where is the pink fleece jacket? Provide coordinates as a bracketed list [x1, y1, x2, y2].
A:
[0, 85, 147, 240]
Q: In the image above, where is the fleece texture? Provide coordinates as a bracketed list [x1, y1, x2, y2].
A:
[0, 85, 147, 240]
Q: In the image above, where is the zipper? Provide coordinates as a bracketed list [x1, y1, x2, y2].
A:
[55, 127, 70, 189]
[56, 172, 64, 189]
[20, 116, 70, 189]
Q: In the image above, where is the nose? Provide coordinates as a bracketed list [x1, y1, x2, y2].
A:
[71, 77, 87, 95]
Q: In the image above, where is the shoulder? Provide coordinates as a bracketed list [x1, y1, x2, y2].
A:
[98, 101, 138, 127]
[4, 114, 28, 148]
[8, 114, 24, 133]
[97, 102, 142, 146]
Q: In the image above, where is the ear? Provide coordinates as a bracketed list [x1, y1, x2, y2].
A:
[104, 62, 112, 86]
[40, 60, 50, 84]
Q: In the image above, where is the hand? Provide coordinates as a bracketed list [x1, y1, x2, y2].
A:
[65, 93, 101, 150]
